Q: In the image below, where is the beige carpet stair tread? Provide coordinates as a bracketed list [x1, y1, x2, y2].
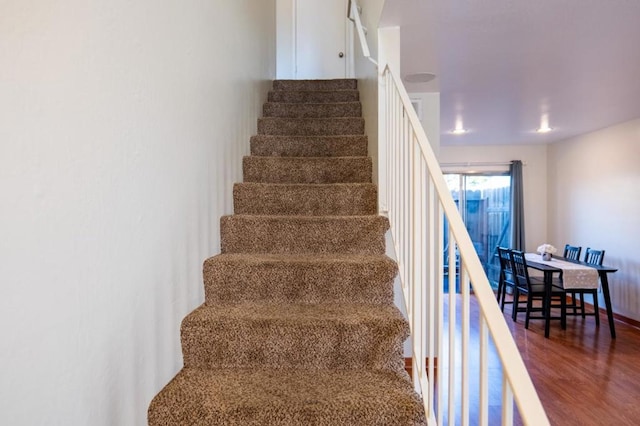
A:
[273, 78, 358, 91]
[263, 102, 362, 118]
[181, 303, 408, 370]
[184, 301, 408, 324]
[250, 135, 368, 157]
[258, 117, 365, 136]
[148, 368, 427, 426]
[206, 252, 396, 264]
[233, 182, 377, 215]
[220, 214, 388, 255]
[204, 253, 396, 304]
[268, 90, 359, 103]
[243, 156, 372, 184]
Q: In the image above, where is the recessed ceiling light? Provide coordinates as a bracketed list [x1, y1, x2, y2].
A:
[451, 117, 467, 134]
[537, 113, 552, 133]
[403, 72, 436, 83]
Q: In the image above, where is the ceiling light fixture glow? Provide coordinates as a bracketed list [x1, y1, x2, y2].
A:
[452, 117, 467, 134]
[537, 114, 552, 133]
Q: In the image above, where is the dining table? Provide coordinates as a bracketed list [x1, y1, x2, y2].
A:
[524, 253, 618, 338]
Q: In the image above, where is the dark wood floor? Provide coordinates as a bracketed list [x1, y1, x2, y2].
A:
[498, 295, 640, 425]
[423, 295, 640, 425]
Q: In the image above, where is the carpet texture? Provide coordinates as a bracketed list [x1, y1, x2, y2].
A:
[250, 135, 368, 157]
[268, 90, 359, 103]
[148, 79, 427, 425]
[203, 254, 396, 305]
[149, 369, 425, 426]
[233, 183, 377, 216]
[258, 117, 365, 136]
[243, 156, 372, 184]
[263, 102, 362, 118]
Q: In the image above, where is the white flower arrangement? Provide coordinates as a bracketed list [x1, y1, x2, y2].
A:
[537, 244, 557, 260]
[537, 244, 557, 254]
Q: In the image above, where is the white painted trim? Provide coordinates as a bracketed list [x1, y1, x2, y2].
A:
[292, 0, 297, 77]
[346, 12, 355, 78]
[409, 97, 423, 121]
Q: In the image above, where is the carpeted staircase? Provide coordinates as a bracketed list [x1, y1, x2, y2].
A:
[148, 79, 427, 425]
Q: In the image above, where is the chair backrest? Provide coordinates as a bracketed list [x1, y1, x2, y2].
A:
[563, 244, 582, 261]
[497, 246, 513, 274]
[510, 250, 532, 290]
[584, 248, 605, 266]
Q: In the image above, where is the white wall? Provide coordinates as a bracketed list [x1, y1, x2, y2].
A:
[276, 0, 295, 78]
[0, 1, 276, 425]
[408, 92, 441, 155]
[439, 144, 549, 253]
[354, 0, 385, 186]
[547, 119, 640, 321]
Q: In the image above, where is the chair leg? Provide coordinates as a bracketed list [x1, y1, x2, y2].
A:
[525, 296, 532, 329]
[501, 285, 510, 312]
[568, 291, 574, 314]
[561, 293, 567, 330]
[580, 292, 586, 318]
[512, 289, 519, 322]
[497, 279, 505, 312]
[593, 290, 600, 326]
[569, 291, 578, 315]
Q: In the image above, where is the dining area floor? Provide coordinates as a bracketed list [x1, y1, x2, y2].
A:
[500, 295, 640, 425]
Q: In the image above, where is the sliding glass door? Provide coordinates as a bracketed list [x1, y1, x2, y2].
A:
[444, 173, 511, 291]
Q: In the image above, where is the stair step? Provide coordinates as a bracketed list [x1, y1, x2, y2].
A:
[243, 156, 372, 184]
[250, 135, 368, 157]
[181, 303, 408, 370]
[203, 253, 397, 305]
[273, 78, 358, 91]
[268, 90, 359, 103]
[258, 117, 364, 136]
[263, 102, 362, 118]
[220, 215, 388, 255]
[148, 368, 427, 425]
[233, 183, 376, 215]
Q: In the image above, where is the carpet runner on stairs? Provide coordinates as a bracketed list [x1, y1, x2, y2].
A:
[148, 78, 427, 425]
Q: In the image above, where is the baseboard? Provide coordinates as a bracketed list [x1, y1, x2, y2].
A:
[569, 296, 640, 330]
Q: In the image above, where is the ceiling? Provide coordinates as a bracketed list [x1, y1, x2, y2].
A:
[379, 0, 640, 146]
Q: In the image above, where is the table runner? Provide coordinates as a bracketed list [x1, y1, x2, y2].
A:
[525, 253, 599, 289]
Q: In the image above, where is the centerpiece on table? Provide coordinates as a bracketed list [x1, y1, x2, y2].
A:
[537, 244, 557, 261]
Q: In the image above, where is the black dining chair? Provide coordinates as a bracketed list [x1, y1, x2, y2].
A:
[563, 244, 582, 261]
[496, 247, 517, 312]
[584, 247, 605, 265]
[563, 244, 582, 315]
[569, 248, 605, 326]
[510, 250, 566, 333]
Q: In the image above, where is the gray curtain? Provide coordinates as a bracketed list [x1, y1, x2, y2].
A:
[510, 160, 525, 250]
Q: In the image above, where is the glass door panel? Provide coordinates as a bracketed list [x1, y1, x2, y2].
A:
[444, 174, 511, 292]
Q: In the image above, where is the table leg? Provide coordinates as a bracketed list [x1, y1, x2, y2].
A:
[599, 271, 616, 339]
[544, 271, 552, 338]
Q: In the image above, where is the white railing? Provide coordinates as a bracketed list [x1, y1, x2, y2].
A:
[382, 65, 549, 426]
[348, 1, 550, 424]
[347, 0, 377, 67]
